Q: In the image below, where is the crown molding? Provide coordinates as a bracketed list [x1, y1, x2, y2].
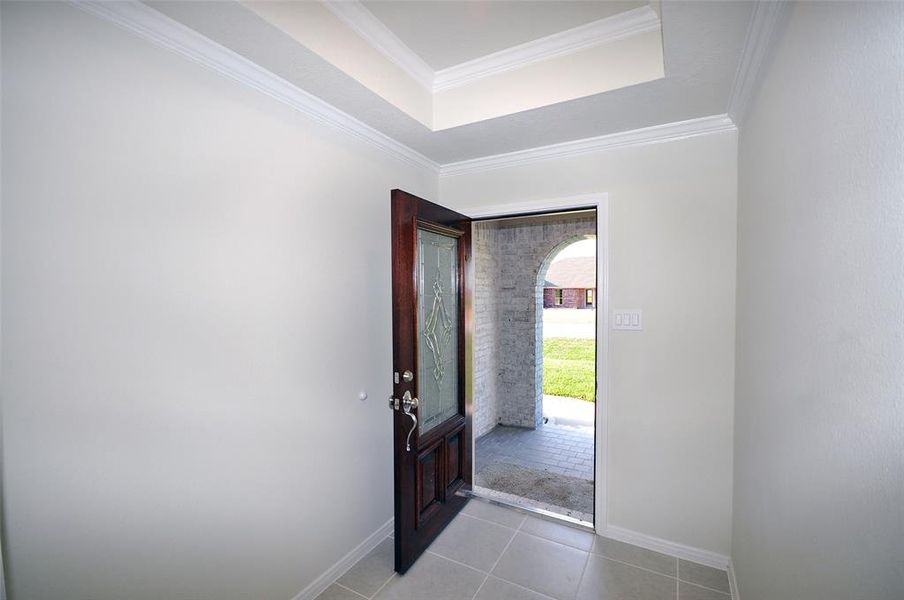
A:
[68, 1, 737, 180]
[322, 1, 661, 95]
[440, 114, 737, 177]
[727, 1, 791, 126]
[433, 6, 661, 93]
[322, 0, 435, 91]
[71, 0, 440, 174]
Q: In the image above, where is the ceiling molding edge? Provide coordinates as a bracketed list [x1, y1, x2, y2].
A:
[322, 1, 435, 91]
[440, 114, 737, 177]
[433, 6, 661, 92]
[727, 1, 791, 126]
[71, 0, 441, 173]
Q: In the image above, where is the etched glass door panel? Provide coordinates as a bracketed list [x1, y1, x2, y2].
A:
[417, 227, 460, 435]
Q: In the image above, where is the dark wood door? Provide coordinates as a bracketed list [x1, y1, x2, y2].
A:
[390, 189, 473, 573]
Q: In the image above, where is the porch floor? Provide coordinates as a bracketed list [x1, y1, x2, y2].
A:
[476, 421, 594, 481]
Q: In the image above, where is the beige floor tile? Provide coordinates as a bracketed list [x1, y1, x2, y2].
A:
[462, 500, 527, 529]
[316, 583, 367, 600]
[374, 552, 485, 600]
[678, 560, 730, 594]
[521, 516, 595, 551]
[430, 514, 517, 571]
[592, 536, 678, 576]
[679, 580, 731, 600]
[492, 532, 588, 599]
[577, 555, 677, 600]
[336, 538, 394, 597]
[474, 576, 556, 600]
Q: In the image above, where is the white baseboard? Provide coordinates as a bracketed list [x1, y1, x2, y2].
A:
[599, 524, 731, 571]
[728, 559, 741, 600]
[290, 518, 394, 600]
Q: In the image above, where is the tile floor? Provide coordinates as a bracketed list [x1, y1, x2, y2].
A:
[317, 501, 731, 600]
[476, 423, 594, 481]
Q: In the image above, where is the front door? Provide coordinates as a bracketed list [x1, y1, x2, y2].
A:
[389, 189, 473, 573]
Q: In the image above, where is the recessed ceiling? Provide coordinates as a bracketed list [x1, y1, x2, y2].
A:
[361, 0, 649, 70]
[234, 0, 664, 130]
[148, 0, 755, 164]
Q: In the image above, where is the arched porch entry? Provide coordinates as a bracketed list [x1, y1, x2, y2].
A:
[535, 234, 597, 423]
[472, 212, 596, 436]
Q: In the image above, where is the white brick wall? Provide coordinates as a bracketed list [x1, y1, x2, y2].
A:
[473, 213, 596, 437]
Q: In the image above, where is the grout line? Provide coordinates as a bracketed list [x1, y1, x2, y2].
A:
[518, 519, 596, 550]
[677, 579, 732, 596]
[573, 547, 593, 600]
[484, 525, 573, 600]
[516, 527, 595, 556]
[675, 561, 731, 596]
[459, 510, 524, 531]
[589, 553, 677, 580]
[332, 582, 369, 600]
[487, 527, 520, 576]
[469, 574, 490, 600]
[425, 550, 489, 575]
[468, 522, 522, 600]
[487, 575, 561, 600]
[369, 573, 396, 599]
[473, 500, 713, 592]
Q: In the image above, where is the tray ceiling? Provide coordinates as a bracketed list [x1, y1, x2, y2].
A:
[361, 0, 649, 70]
[145, 0, 756, 164]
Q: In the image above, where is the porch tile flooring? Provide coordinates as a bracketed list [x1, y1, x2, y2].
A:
[476, 423, 595, 481]
[316, 500, 732, 600]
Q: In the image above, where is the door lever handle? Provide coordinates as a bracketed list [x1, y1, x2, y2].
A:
[401, 391, 418, 451]
[389, 390, 419, 452]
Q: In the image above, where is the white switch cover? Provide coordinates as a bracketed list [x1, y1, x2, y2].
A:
[613, 310, 643, 331]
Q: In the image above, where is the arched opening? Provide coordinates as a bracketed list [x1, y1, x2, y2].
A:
[536, 237, 597, 431]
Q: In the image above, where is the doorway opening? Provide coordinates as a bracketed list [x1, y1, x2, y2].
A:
[472, 209, 597, 524]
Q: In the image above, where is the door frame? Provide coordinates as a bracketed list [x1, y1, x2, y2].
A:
[462, 193, 610, 533]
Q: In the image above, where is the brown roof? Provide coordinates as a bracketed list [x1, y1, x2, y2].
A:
[543, 256, 596, 289]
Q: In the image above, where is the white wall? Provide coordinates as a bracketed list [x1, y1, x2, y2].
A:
[0, 3, 435, 599]
[440, 130, 738, 556]
[733, 3, 904, 599]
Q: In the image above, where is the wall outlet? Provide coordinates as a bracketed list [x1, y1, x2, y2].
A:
[613, 310, 643, 331]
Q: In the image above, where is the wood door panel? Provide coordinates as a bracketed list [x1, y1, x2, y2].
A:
[416, 439, 444, 525]
[445, 425, 465, 491]
[391, 189, 473, 573]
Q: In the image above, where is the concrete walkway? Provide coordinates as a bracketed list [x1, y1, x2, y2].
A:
[543, 394, 595, 427]
[542, 308, 596, 339]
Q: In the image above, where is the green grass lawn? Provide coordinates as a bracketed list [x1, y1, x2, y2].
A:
[543, 337, 596, 402]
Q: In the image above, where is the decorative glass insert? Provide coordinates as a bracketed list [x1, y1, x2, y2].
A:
[417, 227, 459, 435]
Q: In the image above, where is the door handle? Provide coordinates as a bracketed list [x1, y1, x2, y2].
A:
[388, 390, 419, 451]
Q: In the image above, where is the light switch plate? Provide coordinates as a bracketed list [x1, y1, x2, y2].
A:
[613, 310, 643, 331]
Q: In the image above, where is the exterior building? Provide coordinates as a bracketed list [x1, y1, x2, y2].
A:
[542, 256, 596, 309]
